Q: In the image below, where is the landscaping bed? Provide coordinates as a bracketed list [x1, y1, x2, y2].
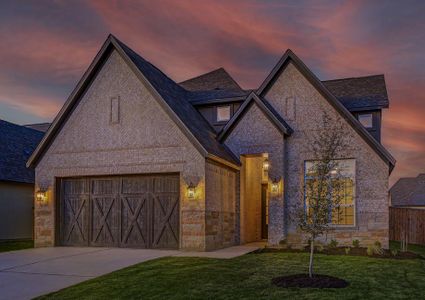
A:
[256, 245, 423, 260]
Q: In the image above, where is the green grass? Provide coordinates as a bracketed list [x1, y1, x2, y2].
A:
[37, 251, 425, 300]
[0, 240, 33, 253]
[390, 240, 425, 257]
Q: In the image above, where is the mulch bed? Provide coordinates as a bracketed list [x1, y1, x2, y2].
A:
[272, 274, 349, 288]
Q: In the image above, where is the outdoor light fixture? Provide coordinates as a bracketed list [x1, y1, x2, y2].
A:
[187, 183, 196, 199]
[36, 189, 47, 205]
[262, 158, 270, 171]
[271, 178, 280, 194]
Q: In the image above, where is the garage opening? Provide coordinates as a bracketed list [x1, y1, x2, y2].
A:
[57, 174, 179, 249]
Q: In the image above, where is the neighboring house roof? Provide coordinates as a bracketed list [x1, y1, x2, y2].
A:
[256, 49, 395, 173]
[0, 119, 44, 184]
[218, 92, 293, 140]
[24, 122, 51, 133]
[180, 68, 242, 91]
[322, 75, 389, 112]
[27, 35, 240, 169]
[390, 174, 425, 207]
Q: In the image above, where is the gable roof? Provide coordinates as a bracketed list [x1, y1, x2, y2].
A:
[322, 75, 389, 112]
[27, 35, 239, 169]
[0, 119, 44, 184]
[390, 174, 425, 207]
[218, 92, 293, 141]
[257, 49, 395, 173]
[180, 68, 242, 91]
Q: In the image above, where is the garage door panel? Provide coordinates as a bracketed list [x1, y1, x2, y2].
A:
[90, 196, 120, 247]
[152, 193, 179, 249]
[60, 174, 179, 249]
[60, 178, 89, 246]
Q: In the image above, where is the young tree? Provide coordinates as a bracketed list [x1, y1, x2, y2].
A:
[295, 113, 348, 278]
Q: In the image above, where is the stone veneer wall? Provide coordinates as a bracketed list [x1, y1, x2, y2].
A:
[204, 160, 237, 250]
[34, 50, 207, 250]
[264, 62, 389, 248]
[225, 103, 286, 245]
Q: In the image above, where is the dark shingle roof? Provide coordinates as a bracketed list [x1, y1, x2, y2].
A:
[180, 68, 242, 91]
[115, 38, 240, 165]
[390, 174, 425, 207]
[322, 75, 389, 111]
[0, 120, 44, 183]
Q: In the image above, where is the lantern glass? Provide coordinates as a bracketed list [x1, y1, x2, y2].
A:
[262, 159, 270, 171]
[188, 185, 196, 199]
[271, 181, 279, 194]
[36, 190, 47, 204]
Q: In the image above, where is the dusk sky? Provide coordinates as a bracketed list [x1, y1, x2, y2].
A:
[0, 0, 424, 185]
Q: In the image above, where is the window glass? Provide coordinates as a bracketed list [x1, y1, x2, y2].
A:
[358, 113, 373, 128]
[217, 105, 231, 122]
[304, 159, 355, 226]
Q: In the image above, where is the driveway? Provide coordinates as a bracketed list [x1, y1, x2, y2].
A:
[0, 247, 178, 300]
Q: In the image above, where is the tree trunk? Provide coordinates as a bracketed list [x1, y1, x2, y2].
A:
[309, 238, 314, 278]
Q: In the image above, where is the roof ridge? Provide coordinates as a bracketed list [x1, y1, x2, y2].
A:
[322, 74, 384, 83]
[179, 67, 226, 84]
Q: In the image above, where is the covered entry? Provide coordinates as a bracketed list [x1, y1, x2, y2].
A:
[58, 174, 179, 249]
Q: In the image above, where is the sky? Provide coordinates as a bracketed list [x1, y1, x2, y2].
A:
[0, 0, 424, 185]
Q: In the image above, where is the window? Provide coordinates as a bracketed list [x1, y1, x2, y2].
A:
[304, 159, 355, 226]
[217, 105, 231, 122]
[358, 113, 373, 128]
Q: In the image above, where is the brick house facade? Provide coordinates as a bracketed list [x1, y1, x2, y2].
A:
[28, 35, 395, 251]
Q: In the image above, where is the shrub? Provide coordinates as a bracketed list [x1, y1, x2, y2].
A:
[328, 239, 338, 249]
[352, 239, 360, 248]
[391, 249, 398, 257]
[317, 244, 325, 252]
[373, 241, 384, 255]
[345, 247, 351, 255]
[367, 245, 374, 256]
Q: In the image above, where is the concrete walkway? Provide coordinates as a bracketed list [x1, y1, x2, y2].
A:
[0, 243, 262, 300]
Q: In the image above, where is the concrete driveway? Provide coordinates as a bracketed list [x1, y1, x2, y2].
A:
[0, 247, 178, 300]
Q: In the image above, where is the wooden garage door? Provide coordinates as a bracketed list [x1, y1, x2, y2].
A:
[59, 175, 179, 249]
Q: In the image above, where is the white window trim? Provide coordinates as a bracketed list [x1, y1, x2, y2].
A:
[358, 113, 373, 129]
[304, 159, 356, 228]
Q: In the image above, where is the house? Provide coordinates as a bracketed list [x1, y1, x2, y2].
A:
[390, 174, 425, 208]
[0, 120, 44, 240]
[27, 35, 395, 250]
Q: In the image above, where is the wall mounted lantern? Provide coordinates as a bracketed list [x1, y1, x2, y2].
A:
[262, 158, 270, 171]
[36, 189, 48, 205]
[187, 182, 196, 199]
[271, 178, 280, 194]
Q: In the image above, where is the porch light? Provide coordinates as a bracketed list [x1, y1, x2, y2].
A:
[187, 183, 196, 199]
[36, 189, 47, 205]
[271, 178, 279, 194]
[262, 158, 270, 171]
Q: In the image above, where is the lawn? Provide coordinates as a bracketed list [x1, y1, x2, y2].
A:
[38, 250, 425, 300]
[0, 240, 33, 253]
